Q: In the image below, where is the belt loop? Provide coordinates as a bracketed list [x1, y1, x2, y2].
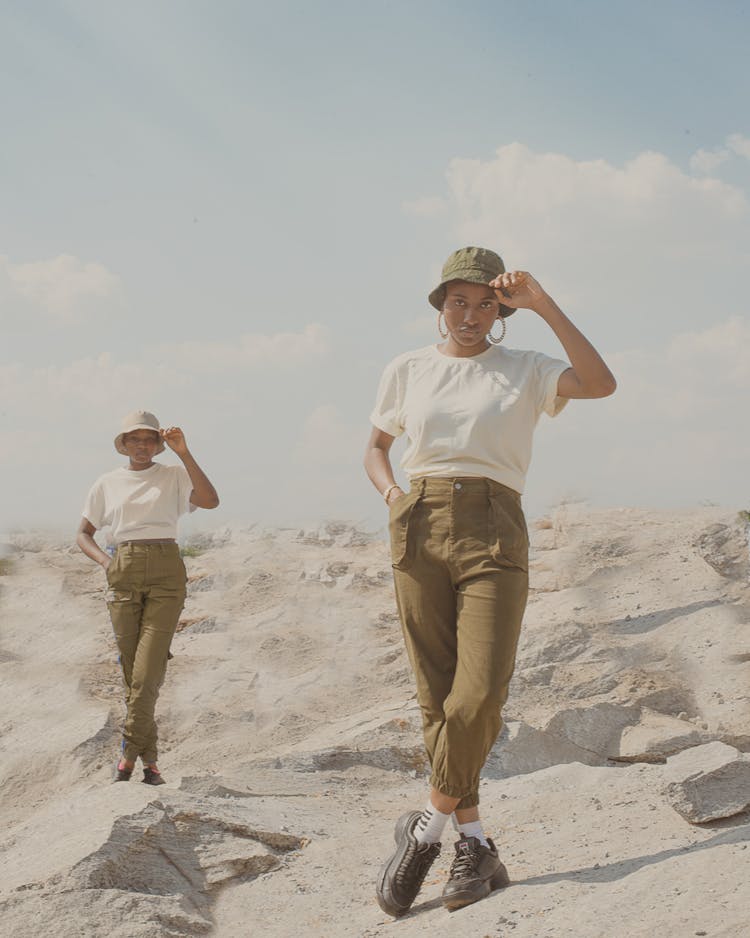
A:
[419, 477, 426, 495]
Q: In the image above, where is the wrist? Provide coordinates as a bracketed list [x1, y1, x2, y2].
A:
[530, 293, 558, 318]
[382, 483, 401, 504]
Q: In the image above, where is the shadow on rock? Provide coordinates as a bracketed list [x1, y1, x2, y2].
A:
[605, 599, 724, 635]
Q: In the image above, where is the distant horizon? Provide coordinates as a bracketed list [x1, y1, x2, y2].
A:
[1, 495, 744, 549]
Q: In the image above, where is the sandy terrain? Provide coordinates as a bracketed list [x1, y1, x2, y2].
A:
[1, 505, 749, 937]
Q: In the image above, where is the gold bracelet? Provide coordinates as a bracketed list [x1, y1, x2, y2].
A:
[382, 483, 400, 503]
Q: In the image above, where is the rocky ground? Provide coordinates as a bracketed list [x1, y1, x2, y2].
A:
[1, 505, 749, 937]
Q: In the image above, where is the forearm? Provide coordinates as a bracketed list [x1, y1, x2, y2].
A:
[76, 531, 110, 568]
[364, 446, 403, 502]
[534, 294, 616, 396]
[180, 450, 220, 508]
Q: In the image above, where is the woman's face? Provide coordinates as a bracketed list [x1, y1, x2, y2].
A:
[123, 429, 160, 467]
[442, 281, 501, 349]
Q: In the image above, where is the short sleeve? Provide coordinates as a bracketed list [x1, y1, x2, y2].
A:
[82, 481, 106, 529]
[175, 465, 198, 514]
[370, 359, 405, 437]
[533, 353, 571, 418]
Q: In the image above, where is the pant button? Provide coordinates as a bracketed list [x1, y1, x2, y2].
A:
[454, 482, 462, 490]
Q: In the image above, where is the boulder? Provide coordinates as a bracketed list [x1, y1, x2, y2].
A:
[544, 703, 641, 757]
[611, 709, 708, 763]
[484, 721, 601, 779]
[695, 521, 750, 581]
[664, 741, 750, 823]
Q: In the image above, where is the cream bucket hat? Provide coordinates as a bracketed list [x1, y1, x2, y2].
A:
[114, 410, 165, 455]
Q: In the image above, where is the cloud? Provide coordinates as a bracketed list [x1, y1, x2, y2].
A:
[158, 323, 329, 373]
[530, 316, 750, 512]
[0, 354, 156, 416]
[411, 141, 749, 342]
[727, 134, 750, 160]
[0, 324, 334, 528]
[689, 147, 730, 174]
[0, 254, 121, 323]
[289, 403, 372, 523]
[0, 325, 329, 416]
[689, 134, 750, 173]
[603, 316, 750, 423]
[294, 404, 359, 469]
[444, 143, 745, 246]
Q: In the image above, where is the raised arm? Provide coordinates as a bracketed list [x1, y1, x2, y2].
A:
[364, 426, 405, 506]
[490, 270, 616, 400]
[161, 427, 220, 509]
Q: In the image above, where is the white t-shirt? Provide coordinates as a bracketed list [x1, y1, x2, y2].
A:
[370, 344, 570, 495]
[82, 463, 196, 543]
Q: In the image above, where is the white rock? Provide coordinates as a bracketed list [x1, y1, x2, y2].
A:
[612, 709, 708, 763]
[544, 703, 641, 757]
[664, 741, 750, 823]
[484, 721, 601, 779]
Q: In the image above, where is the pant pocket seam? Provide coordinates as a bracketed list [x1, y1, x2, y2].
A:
[389, 493, 420, 570]
[489, 496, 529, 572]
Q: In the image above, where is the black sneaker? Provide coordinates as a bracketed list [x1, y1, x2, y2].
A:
[376, 811, 441, 917]
[441, 836, 510, 910]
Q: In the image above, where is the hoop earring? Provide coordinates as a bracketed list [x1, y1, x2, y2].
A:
[487, 316, 506, 346]
[437, 311, 448, 339]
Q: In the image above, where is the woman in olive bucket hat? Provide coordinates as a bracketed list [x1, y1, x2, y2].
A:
[365, 247, 615, 914]
[76, 411, 219, 785]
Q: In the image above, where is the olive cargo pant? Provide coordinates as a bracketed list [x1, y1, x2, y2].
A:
[105, 542, 187, 764]
[389, 477, 529, 810]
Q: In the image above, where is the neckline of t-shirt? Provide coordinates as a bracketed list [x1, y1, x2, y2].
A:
[429, 343, 500, 363]
[120, 462, 162, 474]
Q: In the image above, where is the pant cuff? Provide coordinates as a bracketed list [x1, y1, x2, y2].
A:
[430, 774, 479, 807]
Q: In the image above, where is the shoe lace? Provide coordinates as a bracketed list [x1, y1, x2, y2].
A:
[449, 845, 481, 880]
[395, 842, 440, 888]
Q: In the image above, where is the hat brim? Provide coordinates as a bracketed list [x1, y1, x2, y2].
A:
[428, 282, 516, 318]
[115, 425, 165, 456]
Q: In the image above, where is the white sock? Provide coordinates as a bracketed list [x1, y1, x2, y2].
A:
[458, 819, 490, 848]
[450, 812, 462, 833]
[414, 801, 451, 845]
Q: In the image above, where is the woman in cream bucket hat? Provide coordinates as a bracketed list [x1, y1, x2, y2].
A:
[113, 410, 166, 455]
[76, 410, 219, 785]
[365, 246, 616, 914]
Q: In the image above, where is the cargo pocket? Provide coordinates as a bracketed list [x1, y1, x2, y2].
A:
[388, 491, 421, 571]
[105, 588, 133, 606]
[489, 494, 529, 572]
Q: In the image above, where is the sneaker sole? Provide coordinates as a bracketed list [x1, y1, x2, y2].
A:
[375, 811, 423, 917]
[442, 863, 510, 911]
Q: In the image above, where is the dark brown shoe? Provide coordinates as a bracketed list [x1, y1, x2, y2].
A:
[441, 836, 509, 911]
[142, 766, 166, 786]
[376, 811, 441, 917]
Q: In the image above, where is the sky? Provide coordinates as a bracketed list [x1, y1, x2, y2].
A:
[2, 0, 749, 535]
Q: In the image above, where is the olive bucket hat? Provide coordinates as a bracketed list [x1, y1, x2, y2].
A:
[428, 246, 517, 317]
[114, 410, 165, 455]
